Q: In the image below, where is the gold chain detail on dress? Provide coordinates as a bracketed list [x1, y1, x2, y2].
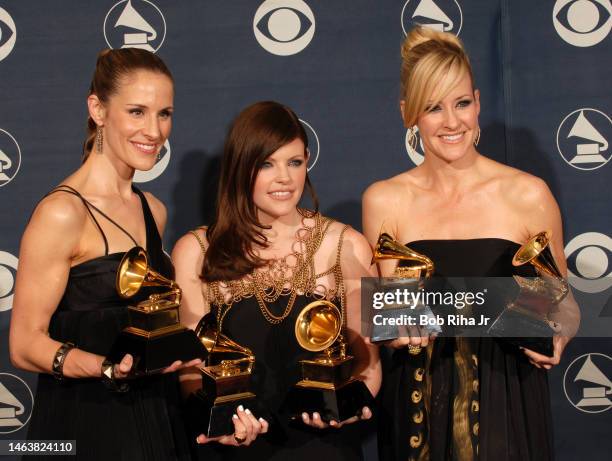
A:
[207, 213, 345, 329]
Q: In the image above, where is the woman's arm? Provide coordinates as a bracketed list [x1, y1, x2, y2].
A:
[172, 230, 268, 445]
[340, 227, 382, 397]
[516, 176, 580, 368]
[172, 230, 209, 397]
[9, 195, 107, 378]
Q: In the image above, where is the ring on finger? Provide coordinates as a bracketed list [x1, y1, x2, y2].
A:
[234, 433, 247, 444]
[408, 344, 422, 355]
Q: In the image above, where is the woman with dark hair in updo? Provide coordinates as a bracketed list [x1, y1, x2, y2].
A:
[9, 48, 202, 460]
[363, 27, 579, 461]
[173, 101, 381, 460]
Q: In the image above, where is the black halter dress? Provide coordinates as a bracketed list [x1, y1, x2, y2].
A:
[25, 185, 190, 461]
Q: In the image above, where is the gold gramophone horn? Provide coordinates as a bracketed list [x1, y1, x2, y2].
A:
[195, 313, 254, 363]
[512, 231, 563, 279]
[372, 232, 434, 278]
[295, 300, 342, 352]
[116, 246, 178, 299]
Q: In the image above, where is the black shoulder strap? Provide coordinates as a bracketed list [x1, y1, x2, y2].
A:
[45, 185, 110, 255]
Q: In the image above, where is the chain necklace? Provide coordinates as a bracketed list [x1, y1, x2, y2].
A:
[210, 212, 328, 328]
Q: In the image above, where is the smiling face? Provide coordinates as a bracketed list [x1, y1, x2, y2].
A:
[252, 137, 307, 224]
[93, 70, 174, 172]
[416, 73, 480, 164]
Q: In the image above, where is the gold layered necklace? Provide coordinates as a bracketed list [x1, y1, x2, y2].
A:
[210, 212, 329, 328]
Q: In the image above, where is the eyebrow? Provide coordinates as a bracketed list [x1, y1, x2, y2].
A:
[125, 103, 174, 110]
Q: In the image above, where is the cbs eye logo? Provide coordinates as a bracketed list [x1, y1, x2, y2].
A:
[133, 140, 171, 183]
[0, 251, 18, 312]
[565, 232, 612, 294]
[405, 127, 425, 166]
[253, 0, 315, 56]
[0, 128, 22, 188]
[0, 7, 17, 61]
[401, 0, 463, 36]
[553, 0, 611, 47]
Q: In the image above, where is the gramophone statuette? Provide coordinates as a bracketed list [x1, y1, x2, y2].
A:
[487, 231, 569, 356]
[106, 246, 207, 374]
[286, 300, 374, 423]
[370, 232, 438, 344]
[188, 313, 260, 438]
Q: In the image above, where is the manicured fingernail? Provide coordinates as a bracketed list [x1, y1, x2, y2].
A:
[238, 405, 244, 412]
[330, 420, 336, 426]
[232, 414, 238, 419]
[302, 412, 308, 420]
[245, 408, 252, 415]
[313, 412, 320, 420]
[259, 417, 266, 423]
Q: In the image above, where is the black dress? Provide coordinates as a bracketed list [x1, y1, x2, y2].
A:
[25, 185, 191, 461]
[378, 239, 554, 461]
[192, 217, 366, 461]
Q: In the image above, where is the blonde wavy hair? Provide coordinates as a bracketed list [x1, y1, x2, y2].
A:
[400, 26, 474, 128]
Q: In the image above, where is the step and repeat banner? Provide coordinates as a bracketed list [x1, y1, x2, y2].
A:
[0, 1, 610, 459]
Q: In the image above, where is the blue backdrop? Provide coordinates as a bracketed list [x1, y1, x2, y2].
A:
[0, 1, 610, 459]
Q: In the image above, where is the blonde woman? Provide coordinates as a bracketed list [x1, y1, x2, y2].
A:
[363, 27, 579, 461]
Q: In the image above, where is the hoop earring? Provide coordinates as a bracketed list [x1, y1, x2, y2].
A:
[474, 127, 481, 147]
[95, 126, 104, 154]
[407, 126, 418, 152]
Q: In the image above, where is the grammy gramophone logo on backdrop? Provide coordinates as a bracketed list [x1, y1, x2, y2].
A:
[253, 0, 315, 56]
[401, 0, 463, 36]
[104, 0, 166, 53]
[565, 232, 612, 294]
[564, 353, 612, 413]
[0, 373, 33, 434]
[300, 119, 320, 171]
[557, 108, 611, 171]
[553, 0, 611, 47]
[0, 7, 16, 61]
[133, 140, 171, 183]
[0, 251, 18, 312]
[0, 129, 21, 188]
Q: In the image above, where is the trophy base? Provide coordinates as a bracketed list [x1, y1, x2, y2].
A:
[188, 391, 259, 438]
[286, 378, 374, 423]
[107, 326, 206, 375]
[487, 307, 554, 356]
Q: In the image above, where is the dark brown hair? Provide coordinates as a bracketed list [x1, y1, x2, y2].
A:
[82, 48, 173, 160]
[202, 101, 319, 282]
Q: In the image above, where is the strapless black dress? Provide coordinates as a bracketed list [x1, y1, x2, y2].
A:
[378, 239, 554, 461]
[25, 187, 191, 461]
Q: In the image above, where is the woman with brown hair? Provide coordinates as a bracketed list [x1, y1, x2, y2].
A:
[363, 27, 579, 460]
[9, 48, 199, 460]
[173, 100, 381, 460]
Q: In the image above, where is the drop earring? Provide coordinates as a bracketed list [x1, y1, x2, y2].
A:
[407, 126, 418, 152]
[474, 127, 481, 147]
[95, 126, 104, 154]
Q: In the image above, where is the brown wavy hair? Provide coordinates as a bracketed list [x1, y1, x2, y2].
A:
[82, 48, 173, 160]
[202, 101, 319, 282]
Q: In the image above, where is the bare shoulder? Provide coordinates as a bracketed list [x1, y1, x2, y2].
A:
[324, 220, 372, 261]
[497, 166, 556, 209]
[362, 171, 416, 207]
[172, 228, 208, 261]
[29, 191, 86, 236]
